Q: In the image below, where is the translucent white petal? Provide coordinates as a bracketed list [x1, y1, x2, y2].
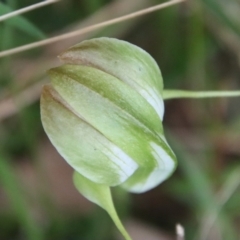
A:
[139, 88, 165, 121]
[123, 142, 176, 193]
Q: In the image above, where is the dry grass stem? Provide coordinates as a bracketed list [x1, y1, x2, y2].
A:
[0, 81, 44, 121]
[0, 0, 185, 58]
[0, 0, 61, 22]
[198, 169, 240, 240]
[0, 0, 150, 121]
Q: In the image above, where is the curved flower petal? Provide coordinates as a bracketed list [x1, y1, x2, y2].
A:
[49, 64, 163, 135]
[121, 141, 176, 193]
[41, 85, 138, 186]
[46, 64, 176, 188]
[59, 37, 165, 120]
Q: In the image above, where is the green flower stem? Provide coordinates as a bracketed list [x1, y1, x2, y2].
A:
[163, 89, 240, 100]
[0, 153, 43, 240]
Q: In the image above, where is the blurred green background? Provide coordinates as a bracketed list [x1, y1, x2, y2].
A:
[0, 0, 240, 239]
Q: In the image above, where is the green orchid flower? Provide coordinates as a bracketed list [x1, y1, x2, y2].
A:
[40, 37, 240, 240]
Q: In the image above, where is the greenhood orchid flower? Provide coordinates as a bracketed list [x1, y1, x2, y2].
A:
[41, 37, 176, 239]
[40, 37, 240, 240]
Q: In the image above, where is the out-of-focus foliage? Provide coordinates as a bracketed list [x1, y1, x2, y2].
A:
[0, 0, 240, 240]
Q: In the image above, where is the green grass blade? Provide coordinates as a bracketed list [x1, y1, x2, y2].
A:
[202, 0, 240, 38]
[170, 139, 215, 211]
[168, 134, 238, 239]
[0, 3, 45, 40]
[198, 167, 240, 240]
[0, 153, 44, 240]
